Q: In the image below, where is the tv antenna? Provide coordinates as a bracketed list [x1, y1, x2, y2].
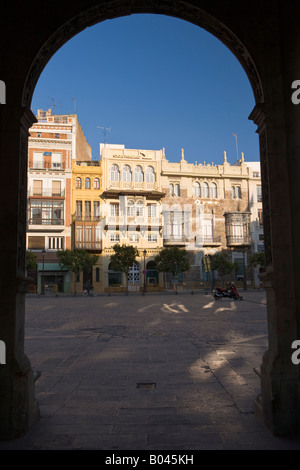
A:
[97, 126, 111, 145]
[48, 97, 57, 113]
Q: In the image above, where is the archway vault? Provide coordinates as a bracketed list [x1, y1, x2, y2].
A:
[3, 0, 300, 441]
[22, 0, 263, 108]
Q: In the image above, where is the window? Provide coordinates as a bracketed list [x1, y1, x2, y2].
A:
[94, 178, 100, 189]
[193, 182, 200, 197]
[202, 182, 209, 198]
[146, 166, 155, 183]
[109, 233, 120, 242]
[28, 236, 45, 250]
[33, 152, 44, 169]
[110, 164, 120, 181]
[37, 132, 41, 138]
[85, 177, 91, 189]
[96, 268, 100, 283]
[127, 200, 135, 217]
[253, 171, 260, 177]
[174, 184, 180, 196]
[55, 133, 59, 139]
[52, 180, 61, 196]
[93, 201, 100, 220]
[52, 153, 62, 169]
[122, 165, 132, 182]
[76, 200, 82, 219]
[110, 203, 119, 217]
[258, 209, 263, 226]
[232, 185, 241, 199]
[136, 201, 144, 217]
[29, 200, 64, 225]
[210, 182, 218, 198]
[148, 233, 158, 242]
[148, 204, 157, 218]
[133, 166, 143, 182]
[169, 183, 174, 196]
[85, 201, 91, 220]
[48, 237, 64, 250]
[257, 185, 262, 202]
[76, 177, 82, 189]
[33, 180, 42, 196]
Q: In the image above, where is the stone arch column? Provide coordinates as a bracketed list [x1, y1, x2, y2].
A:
[0, 104, 40, 439]
[250, 101, 299, 435]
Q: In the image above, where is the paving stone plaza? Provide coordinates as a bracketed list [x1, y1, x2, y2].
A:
[1, 289, 300, 450]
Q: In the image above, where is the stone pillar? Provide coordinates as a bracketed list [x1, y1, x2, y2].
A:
[0, 105, 40, 439]
[250, 103, 300, 435]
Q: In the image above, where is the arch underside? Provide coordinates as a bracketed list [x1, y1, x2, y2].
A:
[22, 0, 263, 108]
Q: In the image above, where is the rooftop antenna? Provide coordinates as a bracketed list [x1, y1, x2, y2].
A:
[48, 97, 57, 113]
[232, 133, 239, 160]
[97, 126, 111, 146]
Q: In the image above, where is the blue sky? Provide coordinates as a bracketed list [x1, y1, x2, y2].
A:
[31, 14, 260, 165]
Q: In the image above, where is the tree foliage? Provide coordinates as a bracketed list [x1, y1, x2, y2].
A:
[26, 250, 37, 271]
[154, 246, 190, 276]
[249, 251, 265, 268]
[57, 249, 98, 294]
[109, 244, 139, 295]
[210, 252, 238, 281]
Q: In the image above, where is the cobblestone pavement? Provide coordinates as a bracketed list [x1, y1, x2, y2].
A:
[1, 290, 300, 450]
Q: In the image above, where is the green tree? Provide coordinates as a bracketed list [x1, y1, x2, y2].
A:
[154, 246, 190, 292]
[109, 244, 139, 295]
[57, 249, 98, 295]
[249, 251, 265, 268]
[25, 250, 37, 272]
[210, 252, 238, 286]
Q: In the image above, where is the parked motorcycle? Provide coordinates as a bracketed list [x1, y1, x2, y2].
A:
[213, 282, 241, 300]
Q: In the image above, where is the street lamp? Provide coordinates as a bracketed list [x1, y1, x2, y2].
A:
[41, 249, 46, 295]
[143, 249, 147, 295]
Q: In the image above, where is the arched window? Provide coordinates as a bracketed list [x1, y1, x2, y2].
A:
[76, 177, 82, 189]
[110, 164, 120, 181]
[85, 177, 91, 189]
[174, 184, 180, 196]
[202, 182, 209, 198]
[146, 166, 155, 183]
[193, 182, 201, 197]
[94, 178, 100, 189]
[122, 165, 132, 182]
[136, 200, 144, 217]
[127, 200, 135, 217]
[133, 165, 143, 182]
[169, 183, 174, 196]
[210, 182, 218, 198]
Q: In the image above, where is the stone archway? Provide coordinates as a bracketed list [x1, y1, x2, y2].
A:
[1, 0, 300, 439]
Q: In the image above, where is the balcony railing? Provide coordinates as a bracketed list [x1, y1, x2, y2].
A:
[226, 235, 252, 246]
[29, 161, 66, 170]
[74, 215, 102, 222]
[109, 181, 157, 191]
[28, 188, 65, 197]
[74, 241, 102, 250]
[29, 218, 64, 226]
[195, 235, 222, 245]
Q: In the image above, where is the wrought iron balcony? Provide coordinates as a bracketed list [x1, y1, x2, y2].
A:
[28, 188, 65, 197]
